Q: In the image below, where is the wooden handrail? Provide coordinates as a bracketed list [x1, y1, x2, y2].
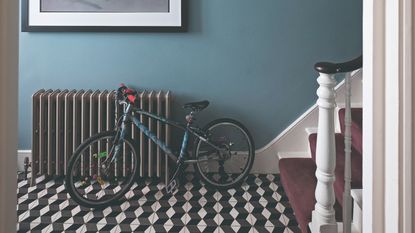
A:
[314, 55, 362, 74]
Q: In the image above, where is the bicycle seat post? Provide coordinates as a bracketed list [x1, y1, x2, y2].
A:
[185, 111, 196, 127]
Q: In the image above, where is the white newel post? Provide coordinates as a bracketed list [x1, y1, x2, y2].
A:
[310, 73, 338, 233]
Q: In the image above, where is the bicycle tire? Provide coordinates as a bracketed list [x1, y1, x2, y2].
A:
[194, 118, 255, 189]
[65, 131, 139, 208]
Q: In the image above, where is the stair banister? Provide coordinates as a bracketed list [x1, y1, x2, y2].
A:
[342, 71, 353, 233]
[310, 56, 362, 233]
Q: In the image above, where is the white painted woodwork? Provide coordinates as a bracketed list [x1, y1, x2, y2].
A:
[413, 0, 415, 226]
[335, 223, 360, 233]
[362, 0, 385, 231]
[276, 152, 310, 160]
[255, 70, 362, 174]
[351, 189, 362, 233]
[0, 0, 19, 232]
[342, 72, 352, 233]
[384, 0, 401, 231]
[403, 1, 413, 232]
[413, 46, 415, 233]
[305, 127, 318, 135]
[363, 0, 413, 232]
[310, 73, 338, 233]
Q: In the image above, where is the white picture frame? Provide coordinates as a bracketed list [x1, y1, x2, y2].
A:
[22, 0, 184, 32]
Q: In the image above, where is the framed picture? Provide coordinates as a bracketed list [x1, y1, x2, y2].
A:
[22, 0, 184, 32]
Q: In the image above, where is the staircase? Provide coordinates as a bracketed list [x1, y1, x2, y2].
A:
[279, 108, 362, 232]
[278, 56, 362, 233]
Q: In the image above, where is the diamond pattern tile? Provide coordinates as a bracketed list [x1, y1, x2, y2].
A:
[16, 174, 301, 232]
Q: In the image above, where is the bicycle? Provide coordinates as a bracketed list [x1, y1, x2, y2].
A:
[65, 84, 255, 208]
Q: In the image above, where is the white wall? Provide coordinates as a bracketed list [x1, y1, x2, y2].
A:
[0, 0, 19, 232]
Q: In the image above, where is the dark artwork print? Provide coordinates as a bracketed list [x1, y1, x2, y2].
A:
[41, 0, 169, 13]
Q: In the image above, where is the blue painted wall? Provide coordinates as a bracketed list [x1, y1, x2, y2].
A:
[19, 0, 362, 149]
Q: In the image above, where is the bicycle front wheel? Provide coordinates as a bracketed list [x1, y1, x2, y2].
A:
[194, 118, 255, 189]
[65, 131, 139, 208]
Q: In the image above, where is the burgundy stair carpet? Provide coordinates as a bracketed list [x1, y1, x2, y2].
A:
[279, 108, 362, 233]
[338, 108, 362, 154]
[308, 133, 362, 206]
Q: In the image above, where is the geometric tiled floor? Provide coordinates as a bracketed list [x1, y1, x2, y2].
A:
[17, 173, 301, 233]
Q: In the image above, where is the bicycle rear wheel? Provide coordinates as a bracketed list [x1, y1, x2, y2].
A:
[194, 118, 255, 189]
[65, 131, 139, 208]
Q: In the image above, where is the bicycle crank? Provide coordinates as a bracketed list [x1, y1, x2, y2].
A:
[166, 160, 185, 194]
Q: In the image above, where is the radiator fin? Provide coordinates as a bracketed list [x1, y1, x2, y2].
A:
[31, 89, 172, 186]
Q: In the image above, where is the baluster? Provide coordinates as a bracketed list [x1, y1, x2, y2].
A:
[310, 73, 338, 233]
[343, 72, 352, 233]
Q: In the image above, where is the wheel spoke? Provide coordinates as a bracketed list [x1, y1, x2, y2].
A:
[65, 131, 138, 208]
[195, 120, 254, 188]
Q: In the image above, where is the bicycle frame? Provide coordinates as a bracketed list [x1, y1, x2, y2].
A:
[115, 102, 223, 165]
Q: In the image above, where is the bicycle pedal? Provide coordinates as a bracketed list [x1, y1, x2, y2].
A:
[166, 178, 178, 194]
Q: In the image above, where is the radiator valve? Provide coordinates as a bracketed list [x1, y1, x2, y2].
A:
[24, 157, 31, 180]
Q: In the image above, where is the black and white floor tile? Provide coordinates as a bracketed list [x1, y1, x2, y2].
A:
[17, 173, 301, 233]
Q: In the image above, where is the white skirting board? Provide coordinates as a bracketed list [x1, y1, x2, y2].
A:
[17, 148, 279, 174]
[17, 148, 278, 175]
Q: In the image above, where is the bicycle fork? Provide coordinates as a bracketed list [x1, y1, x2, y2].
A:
[166, 131, 189, 194]
[102, 117, 127, 173]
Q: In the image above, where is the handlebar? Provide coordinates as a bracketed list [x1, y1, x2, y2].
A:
[116, 83, 137, 104]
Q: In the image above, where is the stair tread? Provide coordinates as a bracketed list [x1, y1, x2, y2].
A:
[308, 133, 363, 206]
[351, 189, 362, 209]
[339, 108, 362, 154]
[278, 108, 363, 231]
[279, 158, 342, 233]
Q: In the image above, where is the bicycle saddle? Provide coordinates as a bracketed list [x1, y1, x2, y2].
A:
[183, 100, 210, 111]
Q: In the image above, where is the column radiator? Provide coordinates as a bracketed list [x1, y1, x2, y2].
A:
[31, 89, 172, 186]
